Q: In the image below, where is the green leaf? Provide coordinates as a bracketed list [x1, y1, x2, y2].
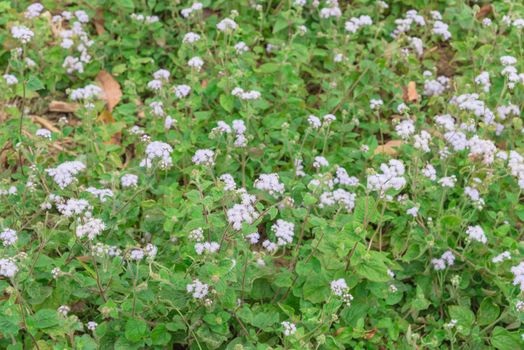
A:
[440, 215, 461, 229]
[449, 305, 475, 335]
[303, 273, 330, 303]
[257, 63, 280, 74]
[491, 327, 521, 350]
[477, 298, 500, 326]
[219, 94, 234, 113]
[151, 324, 171, 346]
[26, 76, 45, 91]
[354, 257, 389, 282]
[273, 18, 288, 33]
[125, 319, 147, 342]
[31, 309, 59, 329]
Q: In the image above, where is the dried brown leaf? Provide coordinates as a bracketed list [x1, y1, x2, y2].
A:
[363, 328, 378, 340]
[96, 70, 122, 112]
[97, 110, 121, 145]
[31, 115, 60, 133]
[403, 81, 419, 102]
[94, 8, 105, 35]
[374, 140, 403, 156]
[476, 4, 492, 20]
[49, 101, 79, 113]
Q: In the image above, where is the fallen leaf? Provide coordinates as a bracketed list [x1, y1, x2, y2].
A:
[334, 327, 346, 336]
[96, 70, 122, 112]
[374, 140, 403, 156]
[31, 115, 60, 132]
[49, 101, 79, 113]
[363, 328, 378, 340]
[403, 81, 419, 102]
[476, 4, 492, 20]
[76, 256, 92, 263]
[94, 8, 105, 35]
[97, 110, 121, 145]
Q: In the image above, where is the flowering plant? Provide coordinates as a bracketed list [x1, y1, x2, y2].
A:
[0, 1, 523, 349]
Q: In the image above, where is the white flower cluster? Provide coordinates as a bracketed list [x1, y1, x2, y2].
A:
[313, 156, 329, 169]
[58, 305, 70, 317]
[438, 175, 456, 188]
[46, 161, 86, 189]
[25, 3, 44, 19]
[431, 251, 455, 270]
[367, 160, 406, 196]
[0, 258, 18, 277]
[232, 87, 261, 100]
[121, 174, 138, 188]
[195, 241, 220, 255]
[475, 71, 491, 92]
[254, 173, 285, 197]
[69, 84, 102, 101]
[85, 187, 114, 202]
[245, 232, 260, 244]
[217, 18, 238, 32]
[433, 20, 451, 40]
[500, 55, 524, 89]
[234, 42, 249, 54]
[11, 25, 34, 44]
[189, 228, 204, 241]
[413, 130, 432, 152]
[0, 228, 17, 246]
[58, 15, 95, 75]
[56, 198, 92, 217]
[219, 174, 236, 191]
[183, 32, 201, 44]
[227, 190, 258, 231]
[211, 119, 247, 147]
[188, 56, 204, 71]
[492, 251, 511, 263]
[424, 75, 450, 96]
[497, 104, 519, 121]
[187, 279, 209, 299]
[271, 219, 295, 246]
[422, 163, 437, 181]
[464, 186, 485, 209]
[319, 189, 356, 212]
[76, 217, 106, 240]
[395, 120, 415, 139]
[92, 243, 122, 258]
[130, 13, 160, 24]
[181, 2, 203, 18]
[467, 136, 496, 164]
[334, 167, 359, 187]
[345, 16, 373, 33]
[508, 151, 524, 189]
[192, 149, 215, 166]
[319, 1, 341, 19]
[449, 93, 494, 125]
[408, 37, 424, 56]
[466, 225, 487, 244]
[0, 185, 17, 196]
[281, 321, 297, 336]
[391, 10, 426, 38]
[147, 69, 171, 91]
[36, 128, 52, 139]
[511, 261, 524, 292]
[140, 141, 173, 169]
[3, 74, 18, 86]
[330, 278, 354, 305]
[370, 99, 383, 110]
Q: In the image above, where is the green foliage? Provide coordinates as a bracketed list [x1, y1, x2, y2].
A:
[0, 0, 523, 349]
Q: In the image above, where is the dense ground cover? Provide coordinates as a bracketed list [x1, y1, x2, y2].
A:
[0, 0, 523, 349]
